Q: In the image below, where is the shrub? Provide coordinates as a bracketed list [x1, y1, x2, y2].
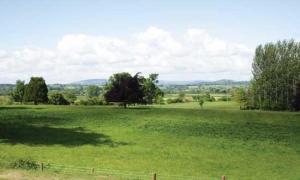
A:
[218, 96, 231, 101]
[13, 159, 39, 170]
[63, 91, 77, 104]
[74, 97, 105, 105]
[199, 98, 204, 108]
[166, 98, 184, 104]
[49, 93, 70, 105]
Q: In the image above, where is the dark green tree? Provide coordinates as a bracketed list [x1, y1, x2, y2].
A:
[104, 72, 145, 108]
[49, 93, 70, 105]
[23, 77, 48, 105]
[12, 80, 25, 103]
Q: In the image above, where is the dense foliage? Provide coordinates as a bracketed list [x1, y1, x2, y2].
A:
[11, 80, 25, 103]
[62, 90, 77, 104]
[48, 93, 70, 105]
[104, 72, 163, 108]
[143, 74, 164, 104]
[250, 40, 300, 111]
[23, 77, 48, 105]
[104, 72, 145, 108]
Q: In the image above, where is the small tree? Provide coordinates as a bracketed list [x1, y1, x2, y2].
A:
[199, 98, 204, 109]
[143, 73, 164, 104]
[233, 88, 248, 109]
[49, 93, 70, 105]
[23, 77, 48, 105]
[12, 80, 25, 103]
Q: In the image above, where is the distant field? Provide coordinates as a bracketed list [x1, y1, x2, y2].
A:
[0, 102, 300, 179]
[164, 93, 230, 102]
[155, 101, 238, 110]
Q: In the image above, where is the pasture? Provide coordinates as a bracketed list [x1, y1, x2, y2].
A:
[0, 102, 299, 179]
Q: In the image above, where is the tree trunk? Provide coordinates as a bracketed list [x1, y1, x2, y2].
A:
[123, 103, 127, 109]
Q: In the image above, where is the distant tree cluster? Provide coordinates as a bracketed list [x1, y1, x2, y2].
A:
[12, 77, 48, 105]
[249, 40, 300, 111]
[11, 73, 163, 107]
[12, 77, 72, 105]
[104, 72, 163, 108]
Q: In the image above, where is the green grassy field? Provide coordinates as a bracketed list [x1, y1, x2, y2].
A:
[0, 102, 300, 179]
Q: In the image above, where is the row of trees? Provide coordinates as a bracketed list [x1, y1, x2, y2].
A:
[246, 40, 300, 111]
[11, 73, 163, 107]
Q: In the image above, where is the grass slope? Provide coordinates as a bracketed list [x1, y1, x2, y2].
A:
[0, 102, 300, 179]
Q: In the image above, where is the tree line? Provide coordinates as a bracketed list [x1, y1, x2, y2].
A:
[11, 73, 163, 107]
[236, 39, 300, 111]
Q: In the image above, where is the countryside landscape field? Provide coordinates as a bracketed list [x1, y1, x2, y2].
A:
[1, 102, 299, 179]
[1, 1, 300, 179]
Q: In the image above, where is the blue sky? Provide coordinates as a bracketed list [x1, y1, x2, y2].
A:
[0, 0, 299, 83]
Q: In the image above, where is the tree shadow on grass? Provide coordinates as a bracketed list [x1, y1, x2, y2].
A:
[0, 114, 74, 128]
[0, 122, 128, 147]
[0, 106, 44, 110]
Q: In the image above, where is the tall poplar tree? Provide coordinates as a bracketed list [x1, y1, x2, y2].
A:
[250, 40, 300, 111]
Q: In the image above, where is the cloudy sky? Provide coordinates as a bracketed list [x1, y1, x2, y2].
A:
[0, 0, 299, 83]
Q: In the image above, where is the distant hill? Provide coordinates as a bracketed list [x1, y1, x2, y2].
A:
[70, 79, 107, 85]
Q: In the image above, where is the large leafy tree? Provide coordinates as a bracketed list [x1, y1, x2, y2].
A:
[104, 72, 145, 108]
[143, 73, 164, 104]
[250, 40, 300, 111]
[12, 80, 25, 103]
[23, 77, 48, 105]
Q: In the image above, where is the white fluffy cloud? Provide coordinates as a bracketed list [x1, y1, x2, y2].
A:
[0, 27, 254, 83]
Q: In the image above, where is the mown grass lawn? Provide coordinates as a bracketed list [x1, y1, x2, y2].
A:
[0, 102, 299, 179]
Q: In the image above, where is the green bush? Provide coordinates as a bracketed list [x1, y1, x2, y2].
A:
[74, 97, 105, 105]
[13, 159, 39, 170]
[166, 98, 184, 104]
[49, 93, 70, 105]
[218, 96, 231, 101]
[63, 91, 77, 104]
